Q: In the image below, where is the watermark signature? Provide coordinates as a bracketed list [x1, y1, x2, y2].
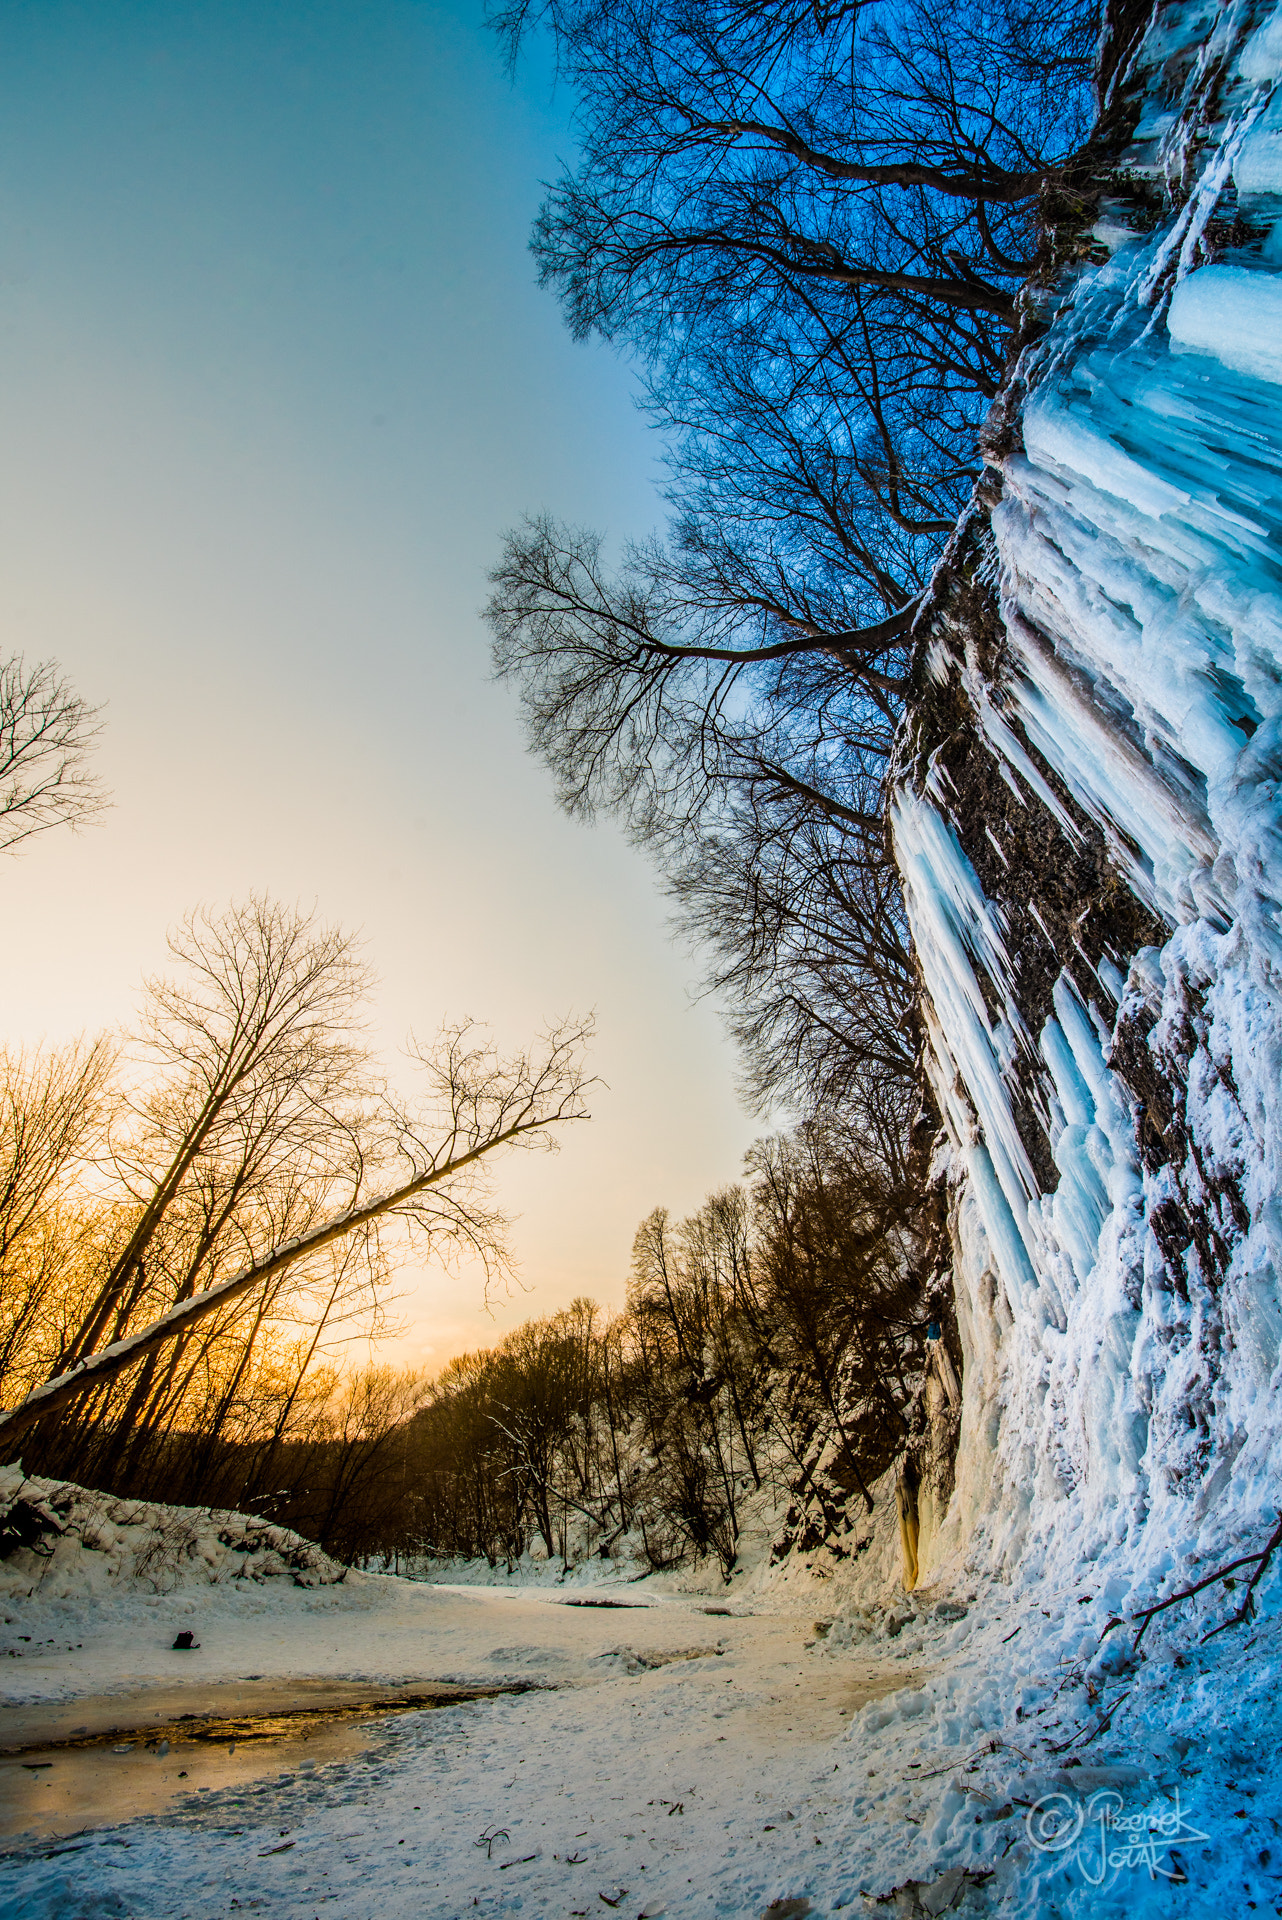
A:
[1025, 1787, 1208, 1886]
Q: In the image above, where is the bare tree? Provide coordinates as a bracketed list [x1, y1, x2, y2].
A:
[505, 0, 1097, 342]
[749, 1122, 925, 1511]
[0, 892, 594, 1452]
[486, 0, 1102, 1132]
[494, 0, 1097, 606]
[0, 656, 105, 853]
[58, 896, 374, 1377]
[666, 769, 917, 1120]
[305, 1365, 426, 1560]
[489, 514, 916, 1120]
[625, 1195, 771, 1575]
[0, 1041, 115, 1399]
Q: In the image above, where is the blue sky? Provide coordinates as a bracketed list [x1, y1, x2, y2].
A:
[0, 0, 759, 1369]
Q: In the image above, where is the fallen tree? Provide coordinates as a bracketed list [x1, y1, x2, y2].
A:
[0, 1015, 592, 1449]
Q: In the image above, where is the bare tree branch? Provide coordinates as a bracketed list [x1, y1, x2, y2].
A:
[0, 1019, 593, 1444]
[0, 657, 106, 853]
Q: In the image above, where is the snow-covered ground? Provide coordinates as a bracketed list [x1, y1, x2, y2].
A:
[2, 1473, 1281, 1918]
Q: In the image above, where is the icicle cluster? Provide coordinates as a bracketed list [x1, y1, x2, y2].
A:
[892, 0, 1282, 1589]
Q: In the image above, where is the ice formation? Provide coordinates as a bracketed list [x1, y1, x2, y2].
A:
[891, 0, 1282, 1603]
[7, 7, 1282, 1915]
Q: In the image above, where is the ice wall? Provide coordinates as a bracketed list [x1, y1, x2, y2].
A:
[892, 0, 1282, 1594]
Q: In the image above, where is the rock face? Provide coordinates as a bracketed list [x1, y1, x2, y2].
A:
[891, 0, 1282, 1593]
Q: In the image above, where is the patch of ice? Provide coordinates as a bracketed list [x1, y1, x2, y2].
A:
[1167, 264, 1282, 384]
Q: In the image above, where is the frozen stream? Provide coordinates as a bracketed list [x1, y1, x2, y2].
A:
[0, 1675, 532, 1839]
[3, 1555, 1280, 1914]
[0, 1571, 919, 1917]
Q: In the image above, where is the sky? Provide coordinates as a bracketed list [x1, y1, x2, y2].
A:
[0, 0, 763, 1373]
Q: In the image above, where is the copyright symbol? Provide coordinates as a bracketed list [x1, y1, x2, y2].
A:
[1026, 1792, 1084, 1852]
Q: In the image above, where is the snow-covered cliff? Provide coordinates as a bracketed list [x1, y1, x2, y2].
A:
[891, 0, 1282, 1600]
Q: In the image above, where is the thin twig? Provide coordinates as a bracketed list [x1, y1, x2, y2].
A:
[1204, 1514, 1282, 1639]
[911, 1735, 1028, 1781]
[1048, 1689, 1131, 1753]
[1080, 1689, 1131, 1746]
[1099, 1513, 1282, 1650]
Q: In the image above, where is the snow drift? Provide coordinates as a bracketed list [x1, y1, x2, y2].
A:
[0, 1463, 346, 1603]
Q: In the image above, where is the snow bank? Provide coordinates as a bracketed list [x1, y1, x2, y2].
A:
[820, 1571, 1282, 1917]
[0, 1463, 347, 1603]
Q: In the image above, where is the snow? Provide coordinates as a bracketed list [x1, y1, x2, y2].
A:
[5, 0, 1282, 1910]
[0, 1467, 347, 1605]
[1233, 87, 1282, 196]
[891, 0, 1282, 1598]
[2, 1486, 1281, 1916]
[1240, 4, 1282, 81]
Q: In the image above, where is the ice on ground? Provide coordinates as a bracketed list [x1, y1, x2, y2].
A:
[0, 1513, 1278, 1918]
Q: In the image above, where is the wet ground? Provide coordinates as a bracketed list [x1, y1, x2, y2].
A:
[0, 1577, 937, 1917]
[0, 1676, 532, 1839]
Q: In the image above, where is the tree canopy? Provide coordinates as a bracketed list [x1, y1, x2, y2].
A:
[488, 0, 1097, 1125]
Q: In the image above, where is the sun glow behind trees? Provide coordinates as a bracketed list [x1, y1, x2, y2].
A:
[0, 0, 759, 1369]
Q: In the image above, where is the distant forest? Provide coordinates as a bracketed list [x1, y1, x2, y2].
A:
[386, 1122, 930, 1576]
